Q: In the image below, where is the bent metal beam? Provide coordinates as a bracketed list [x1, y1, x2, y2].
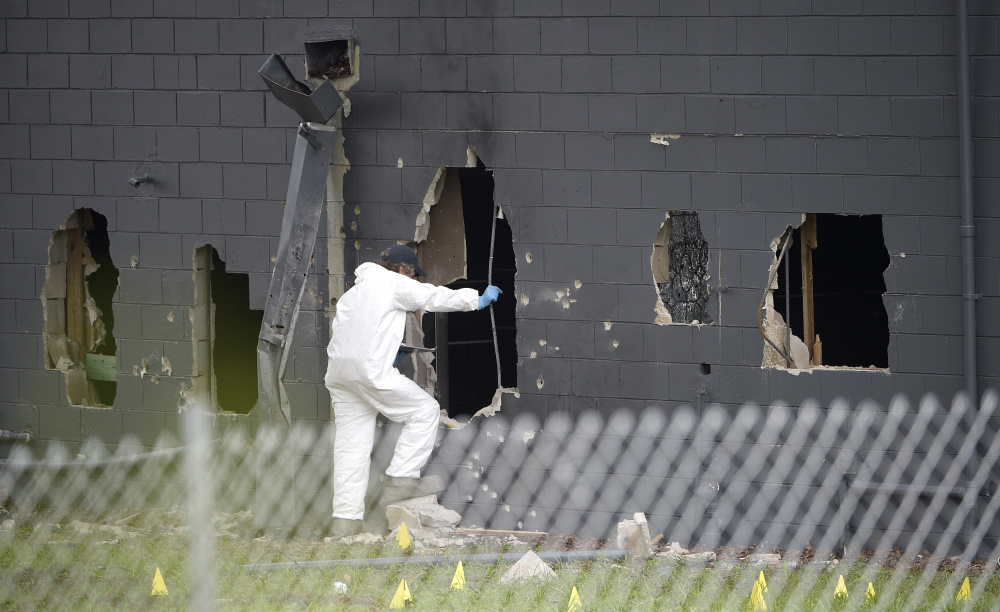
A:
[254, 54, 342, 531]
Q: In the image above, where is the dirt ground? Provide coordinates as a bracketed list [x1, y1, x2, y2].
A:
[4, 504, 993, 576]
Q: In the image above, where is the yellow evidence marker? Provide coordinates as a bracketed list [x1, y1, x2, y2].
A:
[390, 578, 413, 608]
[757, 571, 768, 592]
[866, 582, 876, 603]
[150, 567, 168, 597]
[567, 586, 582, 612]
[396, 521, 412, 549]
[957, 576, 971, 601]
[834, 575, 849, 599]
[451, 561, 466, 590]
[748, 579, 767, 611]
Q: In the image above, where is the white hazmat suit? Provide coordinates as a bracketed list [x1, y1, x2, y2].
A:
[325, 261, 480, 521]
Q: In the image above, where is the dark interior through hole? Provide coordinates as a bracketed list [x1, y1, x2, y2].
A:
[422, 161, 517, 416]
[305, 40, 352, 79]
[773, 214, 889, 368]
[84, 210, 118, 406]
[210, 249, 263, 414]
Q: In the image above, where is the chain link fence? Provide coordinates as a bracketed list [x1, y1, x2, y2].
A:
[2, 390, 998, 609]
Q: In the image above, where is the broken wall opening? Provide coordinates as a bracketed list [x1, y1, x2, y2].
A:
[766, 213, 889, 369]
[418, 160, 517, 417]
[42, 209, 118, 407]
[652, 210, 712, 325]
[305, 39, 353, 79]
[192, 245, 263, 414]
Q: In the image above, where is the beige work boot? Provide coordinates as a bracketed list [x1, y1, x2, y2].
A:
[379, 475, 444, 506]
[330, 518, 363, 538]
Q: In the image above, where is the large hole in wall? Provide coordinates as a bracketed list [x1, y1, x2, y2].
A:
[652, 210, 712, 325]
[417, 159, 517, 417]
[42, 209, 119, 407]
[192, 245, 263, 414]
[763, 213, 889, 369]
[304, 39, 354, 79]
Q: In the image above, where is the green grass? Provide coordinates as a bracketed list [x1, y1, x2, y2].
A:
[2, 516, 999, 611]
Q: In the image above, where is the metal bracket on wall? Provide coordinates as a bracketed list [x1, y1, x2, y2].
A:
[298, 124, 325, 150]
[258, 54, 343, 125]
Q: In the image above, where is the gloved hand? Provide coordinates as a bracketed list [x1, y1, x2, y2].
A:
[478, 285, 502, 309]
[393, 346, 413, 367]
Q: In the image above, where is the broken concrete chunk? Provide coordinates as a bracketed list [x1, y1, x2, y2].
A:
[325, 532, 383, 545]
[615, 512, 653, 556]
[385, 502, 422, 531]
[499, 550, 556, 584]
[748, 553, 782, 566]
[685, 551, 717, 564]
[385, 495, 462, 534]
[634, 512, 651, 543]
[659, 541, 689, 555]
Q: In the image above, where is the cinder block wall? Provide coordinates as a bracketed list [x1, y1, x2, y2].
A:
[1, 1, 998, 537]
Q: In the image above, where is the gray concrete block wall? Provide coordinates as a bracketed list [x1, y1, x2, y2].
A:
[0, 1, 998, 542]
[0, 2, 326, 447]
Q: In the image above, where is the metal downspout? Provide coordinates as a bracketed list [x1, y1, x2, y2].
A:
[957, 0, 978, 403]
[956, 0, 980, 559]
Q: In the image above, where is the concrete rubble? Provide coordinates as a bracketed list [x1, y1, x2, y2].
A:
[386, 495, 462, 533]
[615, 512, 653, 556]
[385, 494, 465, 545]
[329, 532, 383, 545]
[682, 551, 718, 564]
[499, 550, 557, 584]
[656, 541, 691, 559]
[748, 553, 782, 566]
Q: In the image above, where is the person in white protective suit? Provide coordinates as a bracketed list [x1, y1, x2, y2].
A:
[325, 244, 502, 537]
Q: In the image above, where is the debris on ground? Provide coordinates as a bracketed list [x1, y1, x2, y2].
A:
[747, 553, 782, 567]
[1, 506, 992, 577]
[385, 495, 462, 535]
[615, 512, 653, 556]
[499, 550, 557, 584]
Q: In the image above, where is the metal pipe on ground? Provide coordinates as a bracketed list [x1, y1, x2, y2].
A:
[238, 549, 632, 572]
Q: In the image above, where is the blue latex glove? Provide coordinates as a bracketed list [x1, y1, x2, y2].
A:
[393, 346, 413, 367]
[478, 285, 502, 309]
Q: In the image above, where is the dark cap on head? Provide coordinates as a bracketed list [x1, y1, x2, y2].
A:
[381, 245, 426, 277]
